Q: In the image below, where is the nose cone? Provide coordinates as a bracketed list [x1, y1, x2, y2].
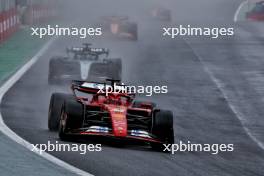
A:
[108, 106, 128, 137]
[112, 118, 127, 137]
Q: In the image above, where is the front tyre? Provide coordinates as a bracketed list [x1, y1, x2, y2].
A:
[58, 99, 83, 141]
[48, 93, 72, 131]
[151, 110, 174, 151]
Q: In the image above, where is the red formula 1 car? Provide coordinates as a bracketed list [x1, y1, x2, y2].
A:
[99, 16, 138, 40]
[246, 1, 264, 21]
[48, 79, 174, 150]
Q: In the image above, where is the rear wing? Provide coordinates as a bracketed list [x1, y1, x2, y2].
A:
[102, 16, 129, 22]
[71, 80, 136, 97]
[66, 43, 109, 58]
[72, 80, 108, 94]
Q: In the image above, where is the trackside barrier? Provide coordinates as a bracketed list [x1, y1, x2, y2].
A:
[0, 12, 3, 43]
[0, 8, 19, 44]
[0, 0, 58, 44]
[24, 4, 57, 25]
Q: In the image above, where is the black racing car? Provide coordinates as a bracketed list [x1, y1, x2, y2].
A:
[99, 16, 138, 40]
[48, 43, 122, 85]
[246, 1, 264, 21]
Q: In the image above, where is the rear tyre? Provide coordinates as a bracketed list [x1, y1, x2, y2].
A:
[48, 93, 72, 131]
[48, 58, 60, 85]
[130, 23, 138, 40]
[111, 59, 122, 80]
[151, 110, 174, 151]
[58, 99, 83, 141]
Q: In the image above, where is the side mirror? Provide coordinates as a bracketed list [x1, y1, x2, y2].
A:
[140, 103, 154, 109]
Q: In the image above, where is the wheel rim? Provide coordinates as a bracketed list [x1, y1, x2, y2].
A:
[59, 110, 67, 133]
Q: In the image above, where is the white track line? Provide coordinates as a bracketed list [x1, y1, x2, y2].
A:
[0, 38, 93, 176]
[184, 40, 264, 151]
[234, 0, 248, 22]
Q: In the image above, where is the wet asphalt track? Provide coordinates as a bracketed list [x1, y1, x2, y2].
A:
[1, 0, 264, 175]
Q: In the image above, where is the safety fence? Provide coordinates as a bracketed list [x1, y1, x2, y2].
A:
[0, 0, 58, 44]
[23, 3, 57, 25]
[0, 0, 19, 43]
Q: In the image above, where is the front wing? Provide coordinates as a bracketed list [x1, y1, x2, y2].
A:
[65, 127, 162, 144]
